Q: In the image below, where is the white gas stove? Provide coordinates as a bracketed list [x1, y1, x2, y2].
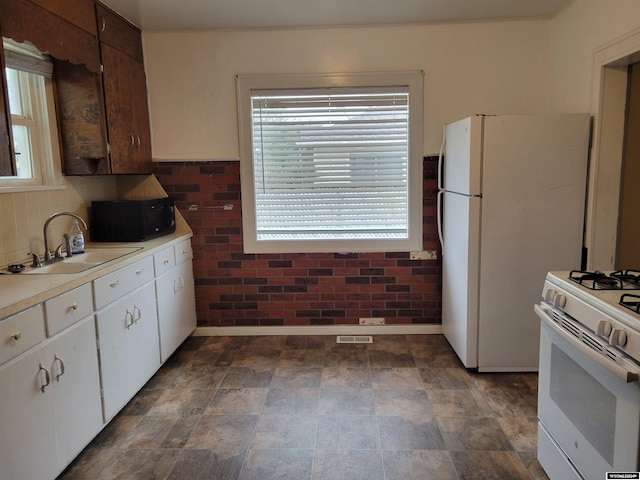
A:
[542, 270, 640, 364]
[536, 270, 640, 480]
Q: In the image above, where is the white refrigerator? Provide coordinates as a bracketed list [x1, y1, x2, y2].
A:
[438, 114, 590, 371]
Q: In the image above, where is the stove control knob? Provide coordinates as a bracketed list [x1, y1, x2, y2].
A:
[609, 329, 628, 347]
[545, 289, 557, 303]
[597, 321, 612, 337]
[553, 294, 566, 309]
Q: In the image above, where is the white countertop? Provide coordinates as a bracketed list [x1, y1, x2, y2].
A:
[0, 226, 193, 320]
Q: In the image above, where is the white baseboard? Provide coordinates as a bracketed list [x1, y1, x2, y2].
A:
[193, 324, 442, 337]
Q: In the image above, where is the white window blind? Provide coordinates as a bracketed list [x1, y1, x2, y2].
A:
[251, 88, 409, 241]
[236, 71, 423, 254]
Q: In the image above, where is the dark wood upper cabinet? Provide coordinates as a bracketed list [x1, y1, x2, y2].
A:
[30, 0, 98, 36]
[0, 39, 15, 176]
[0, 0, 153, 176]
[0, 0, 100, 73]
[95, 5, 153, 174]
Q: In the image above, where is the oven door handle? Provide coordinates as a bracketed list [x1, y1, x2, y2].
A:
[535, 304, 640, 384]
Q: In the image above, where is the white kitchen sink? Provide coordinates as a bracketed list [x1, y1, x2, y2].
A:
[18, 247, 142, 274]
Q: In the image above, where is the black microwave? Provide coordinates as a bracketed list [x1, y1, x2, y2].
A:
[91, 198, 176, 242]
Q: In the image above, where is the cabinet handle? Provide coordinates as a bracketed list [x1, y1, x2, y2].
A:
[54, 354, 65, 381]
[101, 18, 106, 32]
[173, 279, 179, 294]
[110, 280, 120, 288]
[10, 331, 21, 342]
[137, 136, 141, 148]
[163, 259, 169, 265]
[133, 305, 141, 324]
[125, 310, 135, 329]
[178, 276, 185, 289]
[136, 269, 145, 275]
[38, 363, 51, 393]
[70, 303, 78, 311]
[182, 249, 188, 255]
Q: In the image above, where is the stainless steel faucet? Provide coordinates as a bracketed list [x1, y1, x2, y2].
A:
[43, 212, 88, 261]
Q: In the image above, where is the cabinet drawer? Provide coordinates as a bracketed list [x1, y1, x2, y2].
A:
[0, 305, 45, 366]
[175, 239, 193, 265]
[44, 283, 93, 336]
[153, 246, 175, 277]
[94, 256, 154, 310]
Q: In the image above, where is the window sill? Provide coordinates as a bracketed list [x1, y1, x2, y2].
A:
[0, 183, 67, 194]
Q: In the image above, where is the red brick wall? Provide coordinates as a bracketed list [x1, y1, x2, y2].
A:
[154, 156, 441, 327]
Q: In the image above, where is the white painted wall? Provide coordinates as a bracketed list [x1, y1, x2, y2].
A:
[142, 20, 550, 160]
[548, 0, 640, 268]
[547, 0, 640, 113]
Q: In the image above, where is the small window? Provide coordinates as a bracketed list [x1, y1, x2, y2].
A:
[236, 72, 424, 254]
[0, 39, 63, 190]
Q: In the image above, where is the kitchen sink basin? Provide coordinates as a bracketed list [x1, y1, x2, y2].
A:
[17, 247, 142, 274]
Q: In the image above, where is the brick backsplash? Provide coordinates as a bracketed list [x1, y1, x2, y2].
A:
[154, 157, 441, 328]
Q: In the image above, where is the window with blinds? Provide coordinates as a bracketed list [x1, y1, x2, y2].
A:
[237, 72, 423, 253]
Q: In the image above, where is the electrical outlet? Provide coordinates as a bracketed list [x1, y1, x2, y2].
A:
[410, 250, 438, 260]
[359, 317, 386, 326]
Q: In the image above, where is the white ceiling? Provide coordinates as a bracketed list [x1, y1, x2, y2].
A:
[101, 0, 575, 31]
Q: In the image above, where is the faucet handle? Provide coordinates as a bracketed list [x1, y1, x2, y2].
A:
[55, 244, 64, 258]
[30, 253, 42, 267]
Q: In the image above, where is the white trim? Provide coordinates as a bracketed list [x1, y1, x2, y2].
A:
[586, 26, 640, 269]
[193, 324, 442, 337]
[236, 71, 424, 254]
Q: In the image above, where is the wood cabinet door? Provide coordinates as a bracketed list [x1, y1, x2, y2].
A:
[0, 28, 16, 176]
[101, 43, 153, 174]
[30, 0, 97, 35]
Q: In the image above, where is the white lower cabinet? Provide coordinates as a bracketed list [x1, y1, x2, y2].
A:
[0, 315, 103, 480]
[96, 281, 160, 421]
[155, 241, 197, 362]
[0, 238, 197, 479]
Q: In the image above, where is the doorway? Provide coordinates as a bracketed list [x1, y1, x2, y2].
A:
[586, 29, 640, 270]
[618, 61, 640, 268]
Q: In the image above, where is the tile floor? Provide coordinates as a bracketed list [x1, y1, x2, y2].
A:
[57, 334, 549, 480]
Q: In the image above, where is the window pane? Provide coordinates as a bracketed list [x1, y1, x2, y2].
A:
[11, 124, 33, 178]
[5, 68, 24, 116]
[251, 90, 409, 241]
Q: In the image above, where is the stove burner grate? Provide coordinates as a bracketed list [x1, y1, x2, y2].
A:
[611, 270, 640, 287]
[620, 293, 640, 314]
[569, 270, 624, 290]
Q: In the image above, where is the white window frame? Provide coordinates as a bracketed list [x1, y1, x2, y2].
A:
[236, 71, 424, 254]
[0, 39, 64, 192]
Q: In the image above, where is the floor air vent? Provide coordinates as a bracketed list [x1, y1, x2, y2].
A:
[336, 335, 373, 344]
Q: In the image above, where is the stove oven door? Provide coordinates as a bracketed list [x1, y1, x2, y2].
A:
[536, 304, 640, 480]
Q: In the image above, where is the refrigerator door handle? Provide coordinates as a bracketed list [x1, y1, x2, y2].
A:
[437, 125, 445, 191]
[437, 190, 444, 255]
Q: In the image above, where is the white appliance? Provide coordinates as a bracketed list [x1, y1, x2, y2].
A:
[535, 270, 640, 480]
[437, 114, 590, 371]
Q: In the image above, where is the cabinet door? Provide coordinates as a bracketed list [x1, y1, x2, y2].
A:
[96, 282, 160, 420]
[0, 344, 54, 480]
[100, 43, 152, 174]
[156, 261, 197, 362]
[0, 315, 103, 480]
[47, 316, 103, 471]
[0, 38, 14, 176]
